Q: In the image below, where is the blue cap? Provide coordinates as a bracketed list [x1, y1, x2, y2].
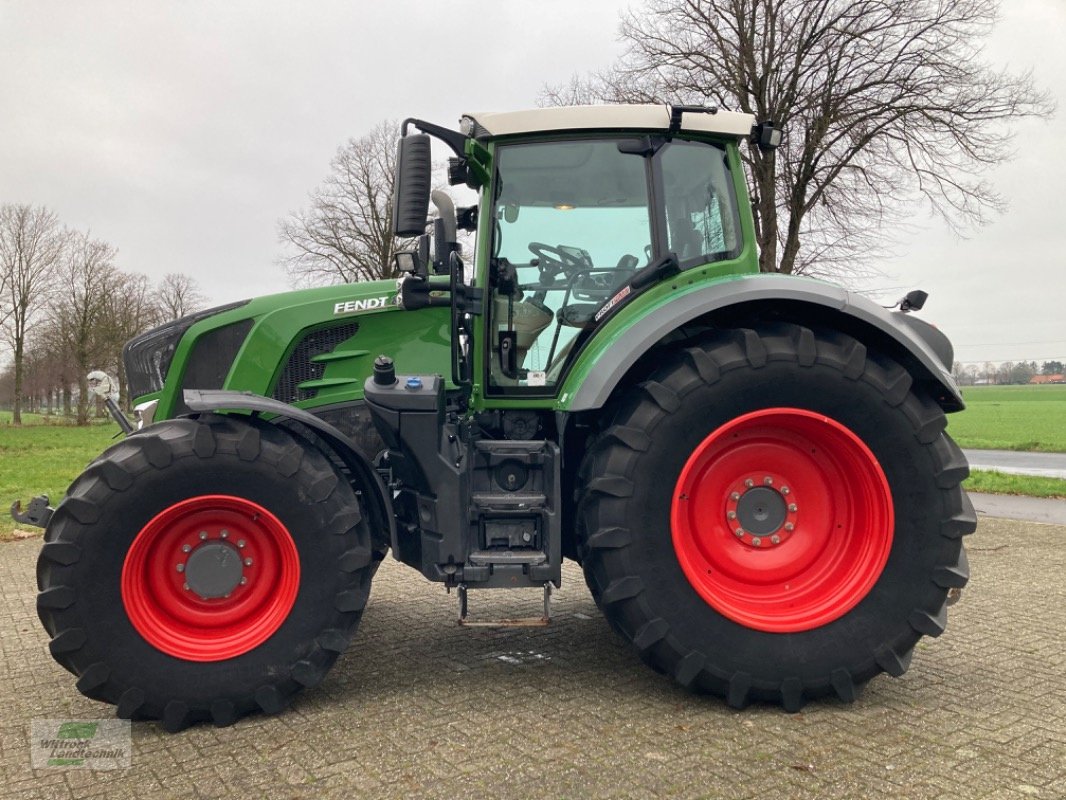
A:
[405, 377, 423, 391]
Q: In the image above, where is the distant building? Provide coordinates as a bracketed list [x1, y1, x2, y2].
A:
[1030, 374, 1065, 384]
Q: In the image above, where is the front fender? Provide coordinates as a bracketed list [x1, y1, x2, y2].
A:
[182, 389, 396, 551]
[559, 273, 963, 413]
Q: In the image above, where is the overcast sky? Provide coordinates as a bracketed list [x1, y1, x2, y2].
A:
[1, 0, 1063, 366]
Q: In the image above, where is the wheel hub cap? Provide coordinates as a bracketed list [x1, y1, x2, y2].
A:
[184, 542, 244, 599]
[736, 486, 784, 534]
[723, 473, 799, 548]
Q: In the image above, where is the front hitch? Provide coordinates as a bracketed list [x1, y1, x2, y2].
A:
[10, 495, 54, 530]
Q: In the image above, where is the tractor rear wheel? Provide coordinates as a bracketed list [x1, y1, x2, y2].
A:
[36, 415, 376, 731]
[576, 324, 975, 710]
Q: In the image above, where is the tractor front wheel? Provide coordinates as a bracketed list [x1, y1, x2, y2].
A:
[577, 324, 975, 710]
[36, 415, 376, 731]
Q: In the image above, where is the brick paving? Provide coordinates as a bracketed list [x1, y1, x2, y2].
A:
[0, 516, 1063, 799]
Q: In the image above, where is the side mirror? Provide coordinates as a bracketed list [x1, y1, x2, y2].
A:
[86, 370, 134, 434]
[392, 133, 432, 237]
[86, 370, 119, 401]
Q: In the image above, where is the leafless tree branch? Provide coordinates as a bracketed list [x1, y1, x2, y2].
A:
[279, 120, 408, 287]
[157, 272, 207, 321]
[542, 0, 1053, 278]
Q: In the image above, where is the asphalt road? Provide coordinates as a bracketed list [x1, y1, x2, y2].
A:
[1, 516, 1064, 800]
[963, 449, 1066, 480]
[970, 492, 1066, 526]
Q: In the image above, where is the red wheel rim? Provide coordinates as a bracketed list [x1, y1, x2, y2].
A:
[671, 408, 893, 633]
[121, 495, 300, 661]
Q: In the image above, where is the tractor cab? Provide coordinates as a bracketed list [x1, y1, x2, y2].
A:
[486, 134, 743, 389]
[391, 105, 766, 397]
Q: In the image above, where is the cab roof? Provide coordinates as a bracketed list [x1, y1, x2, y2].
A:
[461, 104, 755, 140]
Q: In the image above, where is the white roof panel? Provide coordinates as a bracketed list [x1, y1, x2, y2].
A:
[463, 104, 754, 139]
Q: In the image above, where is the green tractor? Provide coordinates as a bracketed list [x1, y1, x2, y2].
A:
[21, 104, 975, 731]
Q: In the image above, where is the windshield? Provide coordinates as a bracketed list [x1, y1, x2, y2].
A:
[494, 140, 652, 269]
[487, 137, 740, 392]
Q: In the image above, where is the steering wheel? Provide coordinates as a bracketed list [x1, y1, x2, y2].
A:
[528, 242, 589, 283]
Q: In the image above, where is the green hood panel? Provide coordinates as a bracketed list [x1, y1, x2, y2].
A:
[153, 281, 452, 419]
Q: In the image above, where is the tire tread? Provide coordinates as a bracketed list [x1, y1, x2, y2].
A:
[575, 322, 971, 712]
[36, 415, 375, 731]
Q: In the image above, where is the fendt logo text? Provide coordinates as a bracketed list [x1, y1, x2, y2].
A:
[333, 296, 391, 315]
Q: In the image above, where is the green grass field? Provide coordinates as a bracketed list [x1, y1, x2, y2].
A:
[948, 384, 1066, 452]
[966, 469, 1066, 499]
[1, 417, 116, 540]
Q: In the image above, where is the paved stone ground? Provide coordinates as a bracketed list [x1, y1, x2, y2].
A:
[0, 517, 1063, 800]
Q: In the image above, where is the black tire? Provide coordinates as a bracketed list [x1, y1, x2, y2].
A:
[576, 324, 976, 711]
[36, 414, 376, 731]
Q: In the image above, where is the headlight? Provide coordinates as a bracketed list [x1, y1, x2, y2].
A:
[123, 301, 249, 399]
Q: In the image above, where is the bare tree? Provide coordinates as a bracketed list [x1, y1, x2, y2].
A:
[157, 272, 206, 321]
[102, 271, 163, 408]
[279, 120, 406, 286]
[0, 204, 65, 424]
[49, 231, 118, 424]
[544, 0, 1051, 278]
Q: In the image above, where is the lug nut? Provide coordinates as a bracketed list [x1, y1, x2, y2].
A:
[727, 511, 737, 520]
[183, 583, 189, 591]
[176, 564, 185, 573]
[199, 531, 208, 540]
[770, 535, 780, 545]
[731, 492, 741, 501]
[788, 503, 798, 512]
[744, 479, 755, 488]
[734, 527, 745, 538]
[764, 477, 773, 485]
[220, 529, 229, 539]
[240, 577, 247, 585]
[182, 544, 192, 553]
[781, 486, 790, 495]
[784, 522, 795, 532]
[752, 537, 762, 547]
[244, 558, 253, 567]
[237, 540, 246, 549]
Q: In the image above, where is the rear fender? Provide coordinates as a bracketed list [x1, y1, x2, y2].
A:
[560, 273, 963, 413]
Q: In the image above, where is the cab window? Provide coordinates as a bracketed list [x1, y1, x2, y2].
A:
[489, 140, 652, 388]
[661, 141, 741, 266]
